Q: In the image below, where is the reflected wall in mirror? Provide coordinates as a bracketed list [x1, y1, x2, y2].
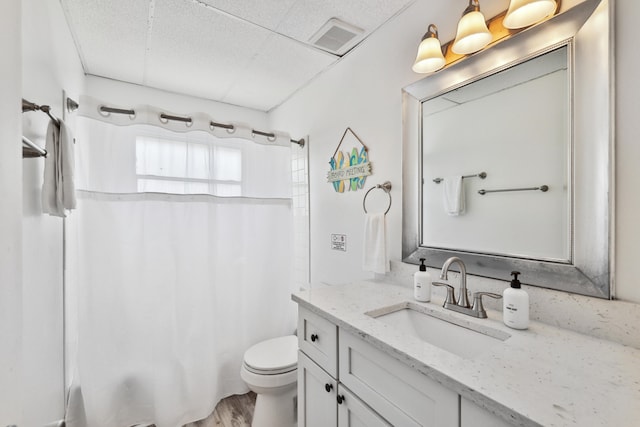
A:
[422, 46, 570, 262]
[402, 0, 612, 298]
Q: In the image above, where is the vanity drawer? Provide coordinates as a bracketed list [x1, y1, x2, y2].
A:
[298, 307, 338, 377]
[339, 329, 459, 427]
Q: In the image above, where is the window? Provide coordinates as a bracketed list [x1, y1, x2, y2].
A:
[135, 136, 242, 196]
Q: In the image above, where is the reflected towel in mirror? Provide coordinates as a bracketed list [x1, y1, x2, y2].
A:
[443, 176, 465, 216]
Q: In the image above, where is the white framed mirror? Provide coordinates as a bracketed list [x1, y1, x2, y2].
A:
[402, 0, 612, 298]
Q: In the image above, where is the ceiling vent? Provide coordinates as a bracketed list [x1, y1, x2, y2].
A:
[309, 18, 364, 56]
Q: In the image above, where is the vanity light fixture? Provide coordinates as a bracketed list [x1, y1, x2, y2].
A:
[451, 0, 493, 55]
[412, 24, 446, 74]
[503, 0, 557, 29]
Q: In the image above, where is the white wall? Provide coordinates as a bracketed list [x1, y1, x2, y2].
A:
[270, 0, 640, 304]
[270, 0, 484, 286]
[0, 2, 23, 425]
[21, 0, 86, 425]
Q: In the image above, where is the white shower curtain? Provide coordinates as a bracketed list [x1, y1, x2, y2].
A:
[65, 116, 297, 427]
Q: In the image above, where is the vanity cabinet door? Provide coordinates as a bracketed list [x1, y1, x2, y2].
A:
[337, 385, 391, 427]
[298, 307, 338, 377]
[339, 329, 459, 427]
[298, 351, 337, 427]
[461, 398, 513, 427]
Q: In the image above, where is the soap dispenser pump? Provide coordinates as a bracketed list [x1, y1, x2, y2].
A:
[414, 258, 431, 302]
[503, 271, 529, 330]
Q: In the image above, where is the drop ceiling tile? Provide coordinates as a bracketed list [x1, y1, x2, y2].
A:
[60, 0, 422, 111]
[61, 0, 149, 83]
[144, 0, 273, 102]
[197, 0, 298, 30]
[223, 34, 336, 111]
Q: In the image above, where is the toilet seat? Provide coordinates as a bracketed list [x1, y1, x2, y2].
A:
[243, 335, 298, 375]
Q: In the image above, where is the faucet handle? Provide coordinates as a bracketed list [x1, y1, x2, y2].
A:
[431, 281, 457, 307]
[471, 292, 502, 318]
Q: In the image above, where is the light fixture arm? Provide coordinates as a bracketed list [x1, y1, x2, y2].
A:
[463, 0, 481, 15]
[425, 24, 439, 40]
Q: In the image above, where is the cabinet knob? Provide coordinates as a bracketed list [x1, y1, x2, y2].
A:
[337, 394, 345, 404]
[325, 383, 333, 393]
[310, 333, 319, 342]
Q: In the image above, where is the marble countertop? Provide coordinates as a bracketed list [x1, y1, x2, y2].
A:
[292, 280, 640, 427]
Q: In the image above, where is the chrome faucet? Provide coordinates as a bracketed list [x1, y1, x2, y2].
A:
[440, 256, 470, 308]
[432, 256, 502, 318]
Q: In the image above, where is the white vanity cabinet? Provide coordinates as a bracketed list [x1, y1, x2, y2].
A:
[461, 398, 513, 427]
[298, 307, 386, 427]
[298, 351, 389, 427]
[298, 307, 459, 427]
[298, 351, 338, 427]
[339, 329, 458, 427]
[298, 307, 337, 377]
[337, 386, 391, 427]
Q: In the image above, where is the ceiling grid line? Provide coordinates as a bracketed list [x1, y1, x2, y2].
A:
[187, 0, 339, 59]
[142, 0, 157, 86]
[58, 0, 90, 75]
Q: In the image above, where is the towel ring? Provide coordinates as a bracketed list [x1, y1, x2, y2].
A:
[363, 181, 392, 215]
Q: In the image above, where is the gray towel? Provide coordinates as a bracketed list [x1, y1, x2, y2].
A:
[42, 118, 76, 216]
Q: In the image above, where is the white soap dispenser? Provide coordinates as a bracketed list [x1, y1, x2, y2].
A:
[503, 271, 529, 330]
[414, 258, 431, 302]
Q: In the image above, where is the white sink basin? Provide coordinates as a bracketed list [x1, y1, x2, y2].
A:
[366, 302, 510, 359]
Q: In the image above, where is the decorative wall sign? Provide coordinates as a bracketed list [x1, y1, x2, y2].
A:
[327, 128, 371, 193]
[331, 234, 347, 251]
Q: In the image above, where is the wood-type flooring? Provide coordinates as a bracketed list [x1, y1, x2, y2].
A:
[185, 392, 256, 427]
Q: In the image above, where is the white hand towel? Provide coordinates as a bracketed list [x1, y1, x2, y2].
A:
[363, 212, 389, 274]
[443, 176, 465, 216]
[42, 118, 76, 217]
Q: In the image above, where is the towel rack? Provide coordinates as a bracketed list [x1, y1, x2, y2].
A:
[22, 98, 61, 125]
[363, 181, 392, 215]
[433, 172, 487, 184]
[21, 97, 79, 159]
[478, 185, 549, 195]
[22, 136, 47, 158]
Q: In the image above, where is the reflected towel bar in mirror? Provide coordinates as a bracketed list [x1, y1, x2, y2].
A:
[433, 172, 487, 184]
[478, 185, 549, 195]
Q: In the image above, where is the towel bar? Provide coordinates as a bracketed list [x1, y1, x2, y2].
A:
[478, 185, 549, 195]
[363, 181, 392, 215]
[433, 172, 487, 184]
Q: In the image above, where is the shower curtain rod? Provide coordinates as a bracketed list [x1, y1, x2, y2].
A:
[99, 105, 305, 147]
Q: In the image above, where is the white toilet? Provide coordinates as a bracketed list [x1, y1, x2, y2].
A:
[240, 335, 298, 427]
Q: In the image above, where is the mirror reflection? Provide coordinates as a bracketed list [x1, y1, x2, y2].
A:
[421, 46, 570, 262]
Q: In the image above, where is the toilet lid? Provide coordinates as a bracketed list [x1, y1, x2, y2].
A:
[243, 335, 298, 374]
